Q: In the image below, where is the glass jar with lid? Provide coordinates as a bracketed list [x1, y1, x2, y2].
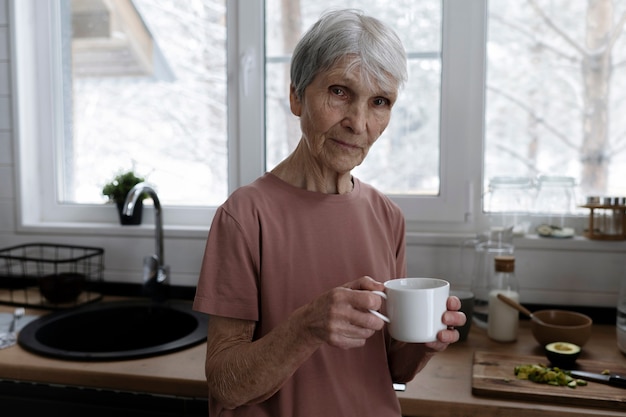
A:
[485, 176, 534, 235]
[534, 175, 577, 229]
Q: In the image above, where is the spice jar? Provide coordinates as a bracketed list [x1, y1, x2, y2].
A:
[618, 275, 626, 354]
[582, 196, 626, 240]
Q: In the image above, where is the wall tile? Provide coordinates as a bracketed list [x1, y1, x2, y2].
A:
[0, 131, 10, 164]
[0, 62, 9, 95]
[0, 165, 13, 198]
[0, 200, 15, 232]
[0, 97, 10, 129]
[0, 27, 8, 60]
[0, 0, 7, 25]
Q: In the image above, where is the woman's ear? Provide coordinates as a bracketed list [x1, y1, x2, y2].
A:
[289, 84, 302, 117]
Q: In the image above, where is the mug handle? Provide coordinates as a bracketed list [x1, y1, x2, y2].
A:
[369, 290, 390, 323]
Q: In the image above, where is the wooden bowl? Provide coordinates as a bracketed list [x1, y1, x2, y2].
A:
[530, 309, 592, 347]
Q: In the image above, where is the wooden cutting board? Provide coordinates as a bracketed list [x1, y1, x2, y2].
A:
[472, 351, 626, 411]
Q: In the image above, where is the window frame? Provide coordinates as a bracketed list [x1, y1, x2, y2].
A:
[11, 0, 486, 235]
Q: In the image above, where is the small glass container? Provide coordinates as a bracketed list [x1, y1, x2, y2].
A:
[618, 276, 626, 354]
[534, 175, 577, 228]
[602, 197, 617, 235]
[486, 177, 534, 235]
[609, 197, 625, 237]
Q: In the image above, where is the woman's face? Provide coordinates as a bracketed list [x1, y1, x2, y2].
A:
[290, 59, 398, 175]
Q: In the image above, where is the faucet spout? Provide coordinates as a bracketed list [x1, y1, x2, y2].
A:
[123, 183, 169, 288]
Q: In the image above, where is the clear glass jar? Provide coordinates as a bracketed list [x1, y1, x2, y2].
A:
[467, 230, 514, 329]
[486, 177, 534, 235]
[534, 175, 577, 228]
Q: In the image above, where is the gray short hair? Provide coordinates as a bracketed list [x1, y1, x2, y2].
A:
[290, 9, 408, 99]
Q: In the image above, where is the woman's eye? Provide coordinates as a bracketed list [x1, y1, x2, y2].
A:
[373, 98, 390, 106]
[331, 87, 346, 96]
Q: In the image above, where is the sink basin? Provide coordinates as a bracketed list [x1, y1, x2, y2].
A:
[18, 299, 208, 361]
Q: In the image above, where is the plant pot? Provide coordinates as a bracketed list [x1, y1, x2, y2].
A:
[116, 199, 143, 225]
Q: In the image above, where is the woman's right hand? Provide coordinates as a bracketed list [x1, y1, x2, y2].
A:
[297, 276, 387, 349]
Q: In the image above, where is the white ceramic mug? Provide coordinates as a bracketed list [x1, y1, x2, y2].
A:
[369, 278, 449, 343]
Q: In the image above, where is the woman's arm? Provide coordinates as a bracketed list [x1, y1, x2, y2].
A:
[205, 314, 320, 409]
[204, 276, 386, 409]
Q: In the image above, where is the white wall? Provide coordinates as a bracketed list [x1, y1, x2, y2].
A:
[0, 0, 624, 307]
[405, 234, 625, 308]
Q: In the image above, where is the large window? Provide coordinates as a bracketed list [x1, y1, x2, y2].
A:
[15, 0, 477, 231]
[484, 0, 626, 203]
[46, 0, 625, 222]
[67, 0, 445, 202]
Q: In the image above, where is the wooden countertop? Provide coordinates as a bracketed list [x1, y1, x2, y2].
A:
[1, 302, 624, 416]
[399, 322, 626, 417]
[0, 301, 208, 399]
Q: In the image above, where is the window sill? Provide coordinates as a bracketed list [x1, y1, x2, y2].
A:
[406, 231, 626, 252]
[17, 220, 210, 240]
[17, 218, 626, 251]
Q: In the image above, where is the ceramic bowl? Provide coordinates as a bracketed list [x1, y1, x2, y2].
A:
[530, 309, 592, 347]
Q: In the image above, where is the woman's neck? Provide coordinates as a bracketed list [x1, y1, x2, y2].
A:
[270, 143, 353, 194]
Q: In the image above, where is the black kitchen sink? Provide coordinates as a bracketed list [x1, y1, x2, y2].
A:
[18, 299, 208, 361]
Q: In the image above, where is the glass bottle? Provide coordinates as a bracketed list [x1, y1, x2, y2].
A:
[468, 230, 514, 329]
[618, 274, 626, 354]
[487, 256, 519, 342]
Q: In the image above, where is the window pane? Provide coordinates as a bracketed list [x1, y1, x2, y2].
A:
[485, 0, 626, 203]
[265, 1, 442, 196]
[62, 0, 227, 206]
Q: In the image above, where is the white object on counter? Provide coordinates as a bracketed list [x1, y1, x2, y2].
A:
[0, 311, 38, 349]
[488, 289, 519, 342]
[0, 312, 37, 332]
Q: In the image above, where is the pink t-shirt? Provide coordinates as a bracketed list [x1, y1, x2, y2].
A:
[194, 173, 407, 416]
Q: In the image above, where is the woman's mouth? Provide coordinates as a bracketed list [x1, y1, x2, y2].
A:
[331, 138, 360, 150]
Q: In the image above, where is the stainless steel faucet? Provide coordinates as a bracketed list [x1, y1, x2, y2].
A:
[123, 183, 170, 287]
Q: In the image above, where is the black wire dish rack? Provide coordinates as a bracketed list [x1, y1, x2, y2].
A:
[0, 243, 104, 309]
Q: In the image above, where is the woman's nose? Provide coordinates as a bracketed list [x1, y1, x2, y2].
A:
[341, 102, 367, 134]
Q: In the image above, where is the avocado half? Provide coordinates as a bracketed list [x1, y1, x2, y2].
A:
[545, 342, 581, 367]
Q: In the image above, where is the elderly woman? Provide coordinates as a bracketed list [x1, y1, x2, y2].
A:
[193, 9, 465, 416]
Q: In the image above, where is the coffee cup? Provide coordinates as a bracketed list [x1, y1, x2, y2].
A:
[450, 290, 474, 341]
[369, 277, 449, 343]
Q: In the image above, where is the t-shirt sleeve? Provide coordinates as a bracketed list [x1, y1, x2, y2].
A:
[395, 213, 407, 278]
[193, 206, 260, 321]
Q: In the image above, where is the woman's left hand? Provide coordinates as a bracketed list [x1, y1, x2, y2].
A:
[424, 295, 466, 351]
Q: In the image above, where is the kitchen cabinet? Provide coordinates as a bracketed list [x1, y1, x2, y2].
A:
[0, 380, 208, 417]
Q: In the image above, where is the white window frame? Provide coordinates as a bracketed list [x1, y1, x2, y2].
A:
[11, 0, 486, 236]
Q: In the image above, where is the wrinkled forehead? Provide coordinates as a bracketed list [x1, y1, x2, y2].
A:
[333, 55, 400, 96]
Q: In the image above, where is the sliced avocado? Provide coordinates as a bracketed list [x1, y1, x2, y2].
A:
[545, 342, 581, 367]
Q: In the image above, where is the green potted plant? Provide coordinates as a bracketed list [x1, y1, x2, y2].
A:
[102, 170, 146, 225]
